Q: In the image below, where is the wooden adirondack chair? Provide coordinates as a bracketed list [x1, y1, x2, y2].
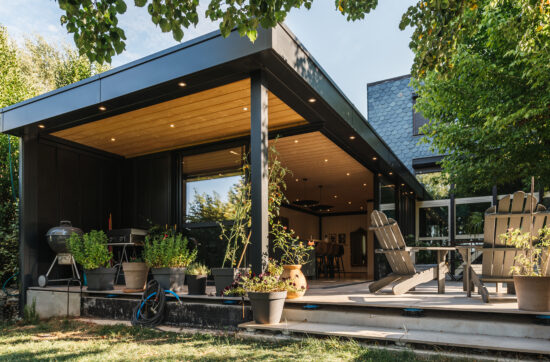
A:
[459, 191, 549, 303]
[369, 210, 454, 295]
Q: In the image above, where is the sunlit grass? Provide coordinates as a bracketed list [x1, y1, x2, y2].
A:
[0, 319, 467, 361]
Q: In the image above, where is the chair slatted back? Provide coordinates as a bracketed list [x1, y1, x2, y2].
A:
[371, 210, 416, 275]
[482, 191, 547, 278]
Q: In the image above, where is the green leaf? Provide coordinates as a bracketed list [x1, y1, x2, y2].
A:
[134, 0, 147, 7]
[116, 0, 127, 14]
[172, 28, 184, 41]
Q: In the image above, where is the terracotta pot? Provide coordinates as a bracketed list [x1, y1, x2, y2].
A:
[513, 275, 550, 312]
[248, 291, 287, 324]
[282, 264, 307, 299]
[122, 262, 149, 290]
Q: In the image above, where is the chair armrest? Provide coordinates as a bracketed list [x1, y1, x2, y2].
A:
[408, 247, 456, 251]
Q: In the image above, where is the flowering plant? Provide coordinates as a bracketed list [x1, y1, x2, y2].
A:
[272, 222, 313, 265]
[501, 226, 550, 277]
[223, 261, 300, 296]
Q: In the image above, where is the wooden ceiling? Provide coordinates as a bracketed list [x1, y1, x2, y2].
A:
[181, 132, 373, 213]
[275, 132, 373, 213]
[52, 79, 307, 158]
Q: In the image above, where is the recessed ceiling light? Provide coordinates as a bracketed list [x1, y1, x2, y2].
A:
[333, 195, 338, 199]
[372, 156, 377, 161]
[324, 159, 328, 162]
[243, 107, 248, 111]
[363, 183, 367, 186]
[346, 172, 350, 176]
[170, 124, 175, 128]
[294, 140, 299, 143]
[308, 98, 316, 103]
[295, 178, 299, 182]
[38, 124, 45, 129]
[348, 201, 352, 205]
[110, 137, 116, 142]
[98, 105, 107, 111]
[349, 135, 356, 140]
[360, 206, 364, 210]
[178, 82, 186, 87]
[377, 173, 382, 177]
[401, 183, 405, 186]
[389, 172, 393, 175]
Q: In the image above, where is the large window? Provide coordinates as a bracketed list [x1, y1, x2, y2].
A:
[413, 95, 429, 136]
[183, 147, 244, 223]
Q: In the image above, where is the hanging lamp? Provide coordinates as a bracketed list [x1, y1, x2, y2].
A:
[293, 178, 319, 207]
[309, 185, 333, 212]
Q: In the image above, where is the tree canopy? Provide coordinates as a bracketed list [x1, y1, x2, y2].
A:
[414, 0, 550, 193]
[0, 25, 109, 284]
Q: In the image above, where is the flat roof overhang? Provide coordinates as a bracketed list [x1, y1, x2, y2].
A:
[0, 24, 428, 199]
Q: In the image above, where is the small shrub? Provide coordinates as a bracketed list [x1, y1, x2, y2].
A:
[22, 298, 39, 325]
[143, 231, 197, 268]
[186, 263, 210, 276]
[68, 230, 112, 270]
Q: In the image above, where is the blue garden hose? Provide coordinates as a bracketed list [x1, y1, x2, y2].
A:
[2, 272, 18, 297]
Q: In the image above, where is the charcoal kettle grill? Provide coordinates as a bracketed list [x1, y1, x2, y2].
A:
[38, 220, 83, 287]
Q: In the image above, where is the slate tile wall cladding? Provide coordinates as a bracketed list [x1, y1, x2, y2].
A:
[367, 75, 438, 174]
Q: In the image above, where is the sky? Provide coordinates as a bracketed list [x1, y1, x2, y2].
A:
[0, 0, 416, 208]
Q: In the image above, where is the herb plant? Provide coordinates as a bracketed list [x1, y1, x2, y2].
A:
[68, 230, 112, 270]
[223, 270, 298, 297]
[143, 231, 197, 268]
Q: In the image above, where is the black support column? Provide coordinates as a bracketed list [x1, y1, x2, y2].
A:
[250, 71, 269, 274]
[19, 134, 39, 311]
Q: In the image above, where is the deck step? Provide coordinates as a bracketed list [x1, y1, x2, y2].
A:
[239, 321, 550, 355]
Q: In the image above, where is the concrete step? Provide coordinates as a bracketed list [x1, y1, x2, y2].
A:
[281, 308, 550, 340]
[240, 320, 550, 355]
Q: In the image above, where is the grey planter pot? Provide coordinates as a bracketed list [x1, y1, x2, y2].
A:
[248, 291, 287, 324]
[151, 267, 186, 292]
[212, 268, 249, 296]
[122, 262, 149, 290]
[187, 274, 207, 295]
[85, 267, 116, 291]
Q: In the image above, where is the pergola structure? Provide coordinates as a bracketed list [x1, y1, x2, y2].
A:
[1, 24, 427, 305]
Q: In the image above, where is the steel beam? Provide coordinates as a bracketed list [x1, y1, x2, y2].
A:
[250, 72, 269, 274]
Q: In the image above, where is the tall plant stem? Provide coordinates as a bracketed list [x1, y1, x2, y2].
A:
[236, 231, 252, 269]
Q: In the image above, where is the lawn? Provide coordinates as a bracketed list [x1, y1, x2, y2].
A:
[0, 319, 465, 361]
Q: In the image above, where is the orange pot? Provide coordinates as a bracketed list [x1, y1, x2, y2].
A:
[282, 264, 307, 299]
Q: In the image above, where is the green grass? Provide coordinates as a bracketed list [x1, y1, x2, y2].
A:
[0, 319, 465, 361]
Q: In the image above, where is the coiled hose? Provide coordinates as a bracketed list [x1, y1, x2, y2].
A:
[131, 280, 182, 328]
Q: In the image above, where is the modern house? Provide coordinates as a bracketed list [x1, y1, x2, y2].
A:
[367, 74, 442, 176]
[1, 25, 428, 305]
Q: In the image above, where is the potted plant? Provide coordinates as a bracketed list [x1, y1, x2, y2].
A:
[272, 222, 313, 299]
[502, 226, 550, 312]
[213, 167, 252, 296]
[122, 255, 148, 290]
[224, 262, 297, 324]
[186, 263, 210, 295]
[68, 230, 115, 291]
[143, 229, 197, 293]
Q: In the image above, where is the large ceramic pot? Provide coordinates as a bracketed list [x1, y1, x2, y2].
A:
[248, 291, 287, 324]
[514, 275, 550, 312]
[122, 262, 149, 290]
[187, 274, 207, 295]
[282, 265, 307, 299]
[85, 267, 117, 291]
[151, 267, 186, 293]
[212, 268, 250, 296]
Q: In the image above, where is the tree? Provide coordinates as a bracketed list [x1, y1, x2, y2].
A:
[186, 190, 234, 223]
[56, 0, 379, 63]
[413, 0, 550, 193]
[0, 25, 110, 284]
